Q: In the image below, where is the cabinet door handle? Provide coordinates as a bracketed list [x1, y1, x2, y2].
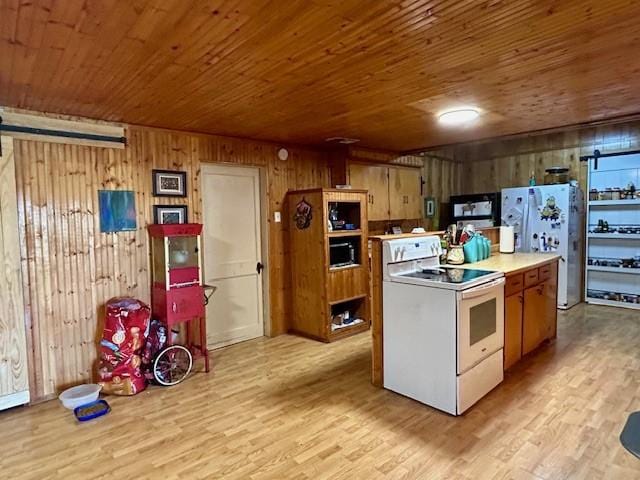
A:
[172, 302, 177, 313]
[371, 194, 374, 205]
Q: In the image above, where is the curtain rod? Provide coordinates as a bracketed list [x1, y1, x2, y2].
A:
[0, 115, 126, 147]
[579, 148, 640, 169]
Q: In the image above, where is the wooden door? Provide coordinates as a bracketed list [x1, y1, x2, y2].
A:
[348, 163, 389, 221]
[504, 293, 523, 370]
[201, 164, 265, 348]
[389, 167, 422, 219]
[0, 137, 30, 410]
[522, 283, 546, 355]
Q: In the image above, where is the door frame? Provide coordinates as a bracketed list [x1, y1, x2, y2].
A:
[200, 162, 270, 340]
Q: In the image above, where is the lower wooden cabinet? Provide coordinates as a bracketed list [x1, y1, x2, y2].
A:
[544, 279, 558, 338]
[523, 283, 546, 355]
[504, 293, 523, 369]
[503, 260, 559, 369]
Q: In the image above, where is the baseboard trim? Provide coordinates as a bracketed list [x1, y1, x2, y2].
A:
[0, 390, 30, 411]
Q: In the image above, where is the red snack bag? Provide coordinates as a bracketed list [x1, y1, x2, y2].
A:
[98, 297, 151, 395]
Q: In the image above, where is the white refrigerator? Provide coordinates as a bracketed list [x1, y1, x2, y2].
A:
[501, 184, 583, 309]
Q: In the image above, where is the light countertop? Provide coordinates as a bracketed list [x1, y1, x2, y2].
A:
[456, 252, 560, 275]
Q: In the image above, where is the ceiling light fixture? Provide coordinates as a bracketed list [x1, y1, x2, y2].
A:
[325, 136, 361, 145]
[438, 108, 480, 126]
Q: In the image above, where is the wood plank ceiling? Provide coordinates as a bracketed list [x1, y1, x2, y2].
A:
[2, 0, 640, 151]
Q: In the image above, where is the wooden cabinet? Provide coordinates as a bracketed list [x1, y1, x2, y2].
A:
[287, 188, 370, 342]
[503, 260, 559, 369]
[389, 167, 422, 220]
[347, 162, 422, 221]
[349, 163, 390, 221]
[522, 283, 546, 355]
[504, 293, 523, 369]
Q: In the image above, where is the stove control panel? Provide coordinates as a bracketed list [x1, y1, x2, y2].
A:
[384, 236, 442, 264]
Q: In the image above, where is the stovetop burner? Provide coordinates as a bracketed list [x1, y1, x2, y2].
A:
[401, 266, 498, 284]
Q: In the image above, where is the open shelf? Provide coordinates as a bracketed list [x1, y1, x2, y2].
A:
[587, 266, 640, 275]
[327, 230, 362, 237]
[586, 297, 640, 310]
[329, 296, 369, 339]
[588, 233, 640, 240]
[589, 199, 640, 206]
[328, 201, 362, 231]
[329, 263, 362, 272]
[329, 320, 370, 340]
[329, 235, 362, 270]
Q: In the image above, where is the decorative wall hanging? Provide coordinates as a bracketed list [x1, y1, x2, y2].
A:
[153, 205, 188, 224]
[98, 190, 137, 233]
[294, 197, 313, 230]
[152, 169, 187, 197]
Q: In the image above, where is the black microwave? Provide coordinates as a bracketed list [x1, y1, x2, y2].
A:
[329, 241, 356, 268]
[449, 192, 501, 229]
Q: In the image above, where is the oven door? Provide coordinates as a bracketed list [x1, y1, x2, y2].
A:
[457, 278, 505, 374]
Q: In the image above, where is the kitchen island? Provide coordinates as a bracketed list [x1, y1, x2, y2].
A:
[371, 245, 561, 387]
[459, 252, 561, 370]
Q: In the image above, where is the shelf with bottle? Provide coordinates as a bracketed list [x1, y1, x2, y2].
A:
[587, 289, 640, 309]
[587, 256, 640, 271]
[588, 221, 640, 236]
[327, 201, 361, 233]
[588, 182, 639, 202]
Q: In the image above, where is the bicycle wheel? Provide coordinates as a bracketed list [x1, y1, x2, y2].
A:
[153, 345, 193, 386]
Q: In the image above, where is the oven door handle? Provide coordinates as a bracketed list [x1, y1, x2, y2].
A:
[461, 277, 505, 299]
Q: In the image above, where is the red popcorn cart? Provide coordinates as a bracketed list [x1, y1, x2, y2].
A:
[148, 223, 210, 385]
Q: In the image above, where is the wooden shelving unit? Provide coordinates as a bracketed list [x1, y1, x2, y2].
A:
[287, 188, 370, 342]
[585, 152, 640, 309]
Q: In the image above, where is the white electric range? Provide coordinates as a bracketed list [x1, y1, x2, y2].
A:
[382, 236, 505, 415]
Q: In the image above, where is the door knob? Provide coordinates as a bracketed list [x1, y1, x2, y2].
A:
[256, 262, 264, 274]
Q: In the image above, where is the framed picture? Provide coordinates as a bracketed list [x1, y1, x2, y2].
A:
[153, 205, 188, 224]
[152, 169, 187, 197]
[98, 190, 137, 233]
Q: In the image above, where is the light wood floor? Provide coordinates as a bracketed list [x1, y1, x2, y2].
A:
[1, 303, 639, 479]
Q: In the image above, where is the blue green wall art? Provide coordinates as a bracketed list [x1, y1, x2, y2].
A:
[98, 190, 137, 233]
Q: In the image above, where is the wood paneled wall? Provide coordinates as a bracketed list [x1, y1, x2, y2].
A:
[443, 121, 640, 195]
[0, 137, 29, 405]
[421, 150, 464, 230]
[13, 124, 329, 401]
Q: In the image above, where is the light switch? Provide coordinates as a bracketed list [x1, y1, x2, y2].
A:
[274, 211, 281, 223]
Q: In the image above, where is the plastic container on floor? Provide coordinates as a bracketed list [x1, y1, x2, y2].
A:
[58, 384, 102, 410]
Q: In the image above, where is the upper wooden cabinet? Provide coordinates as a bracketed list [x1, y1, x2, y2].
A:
[389, 167, 422, 220]
[347, 162, 422, 221]
[349, 163, 390, 221]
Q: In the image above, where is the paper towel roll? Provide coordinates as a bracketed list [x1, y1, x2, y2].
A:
[499, 226, 515, 253]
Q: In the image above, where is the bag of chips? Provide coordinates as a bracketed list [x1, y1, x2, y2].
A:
[98, 297, 150, 395]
